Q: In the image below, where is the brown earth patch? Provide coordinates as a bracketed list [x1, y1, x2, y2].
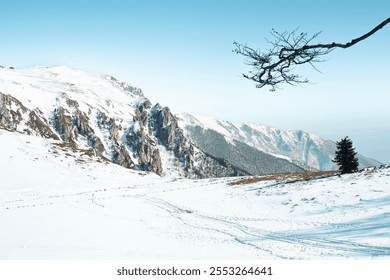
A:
[228, 170, 340, 186]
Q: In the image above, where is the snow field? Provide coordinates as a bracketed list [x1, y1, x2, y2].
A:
[1, 130, 389, 259]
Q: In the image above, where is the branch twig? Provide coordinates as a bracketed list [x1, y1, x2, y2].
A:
[234, 17, 390, 91]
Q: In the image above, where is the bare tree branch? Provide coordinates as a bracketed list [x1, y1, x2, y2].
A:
[234, 17, 390, 91]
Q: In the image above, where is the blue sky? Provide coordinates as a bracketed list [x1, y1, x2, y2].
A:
[1, 0, 389, 162]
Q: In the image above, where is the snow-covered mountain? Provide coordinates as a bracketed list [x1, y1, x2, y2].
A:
[0, 66, 380, 178]
[177, 113, 381, 172]
[0, 66, 306, 178]
[0, 66, 254, 178]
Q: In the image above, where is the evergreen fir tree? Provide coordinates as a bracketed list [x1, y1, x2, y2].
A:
[333, 136, 359, 174]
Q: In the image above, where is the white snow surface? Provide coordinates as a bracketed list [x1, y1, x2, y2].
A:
[1, 129, 389, 259]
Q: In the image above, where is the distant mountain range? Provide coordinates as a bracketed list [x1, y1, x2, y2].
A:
[177, 113, 381, 173]
[0, 66, 381, 178]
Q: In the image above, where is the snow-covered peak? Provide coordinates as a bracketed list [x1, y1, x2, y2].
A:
[0, 66, 145, 119]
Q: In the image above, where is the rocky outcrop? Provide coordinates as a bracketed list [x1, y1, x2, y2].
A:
[52, 95, 106, 155]
[125, 100, 162, 175]
[0, 92, 28, 131]
[112, 145, 135, 169]
[126, 127, 162, 174]
[0, 92, 58, 139]
[151, 104, 194, 170]
[52, 107, 74, 141]
[27, 110, 59, 140]
[95, 111, 136, 169]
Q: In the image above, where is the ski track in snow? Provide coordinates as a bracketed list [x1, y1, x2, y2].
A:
[1, 172, 390, 259]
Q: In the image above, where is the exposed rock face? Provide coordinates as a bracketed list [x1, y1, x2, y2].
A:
[150, 104, 194, 170]
[1, 86, 299, 178]
[51, 95, 134, 168]
[52, 107, 74, 142]
[52, 104, 106, 154]
[112, 145, 135, 169]
[0, 92, 27, 131]
[125, 123, 162, 175]
[27, 110, 59, 140]
[124, 99, 162, 175]
[1, 92, 59, 140]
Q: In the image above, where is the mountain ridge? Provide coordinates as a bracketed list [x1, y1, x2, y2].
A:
[0, 66, 267, 178]
[0, 66, 381, 178]
[177, 112, 382, 172]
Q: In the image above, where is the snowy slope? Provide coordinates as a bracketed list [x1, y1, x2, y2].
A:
[177, 113, 381, 171]
[1, 129, 389, 259]
[0, 66, 141, 121]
